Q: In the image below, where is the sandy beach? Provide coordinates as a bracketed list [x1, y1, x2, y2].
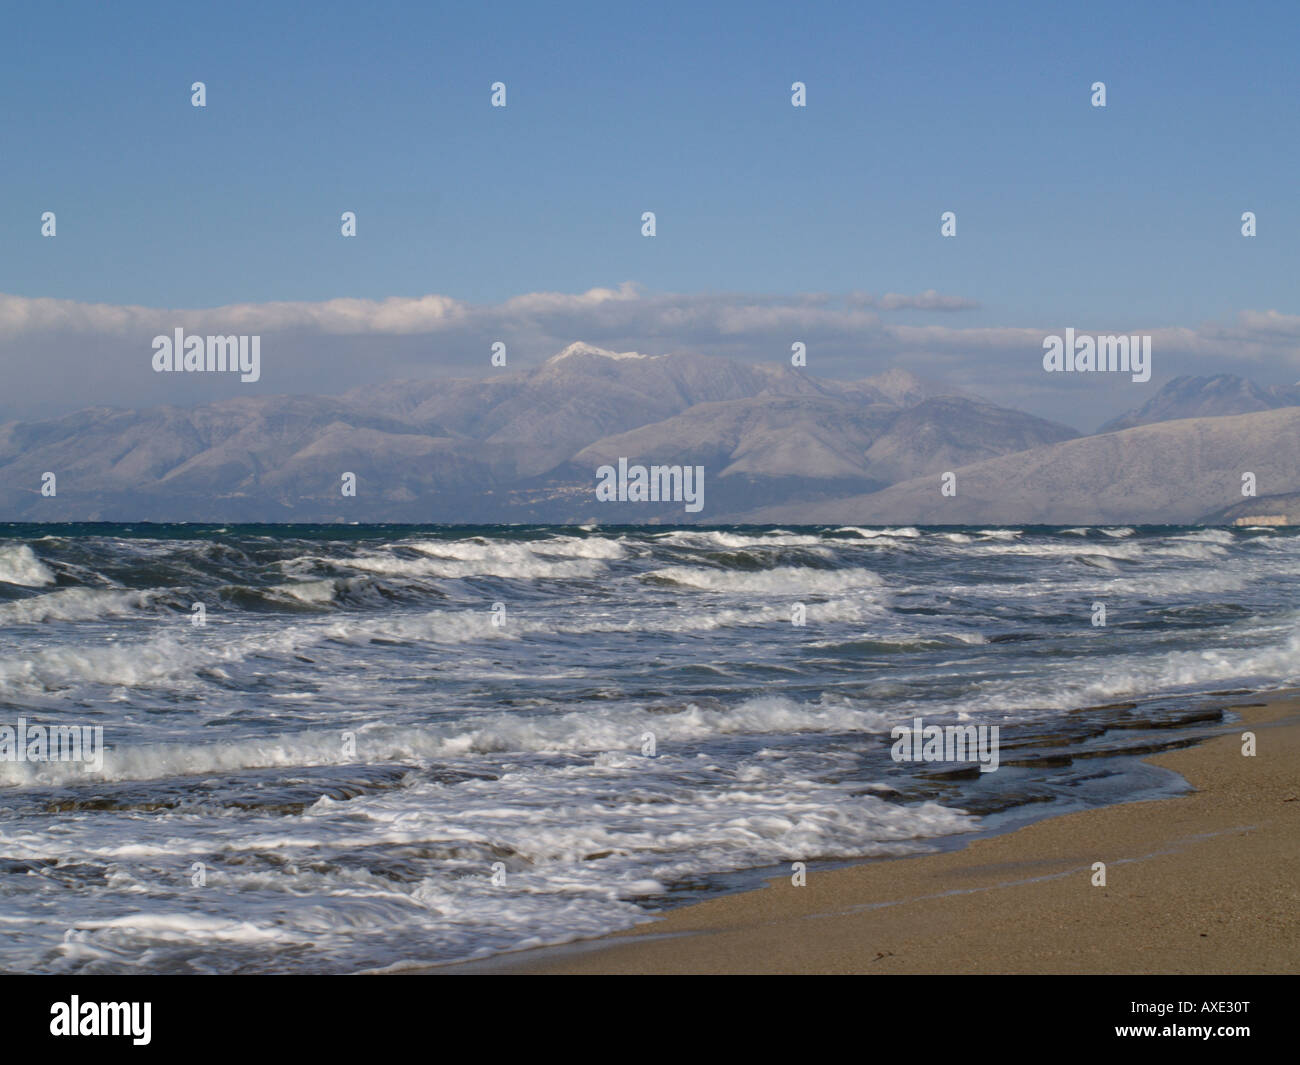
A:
[454, 696, 1300, 974]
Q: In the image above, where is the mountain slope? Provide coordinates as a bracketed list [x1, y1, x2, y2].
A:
[572, 394, 1074, 485]
[860, 396, 1076, 483]
[1099, 373, 1300, 433]
[0, 345, 1114, 523]
[741, 407, 1300, 525]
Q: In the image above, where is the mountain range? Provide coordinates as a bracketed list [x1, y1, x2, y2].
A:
[1, 344, 1296, 524]
[1097, 373, 1300, 432]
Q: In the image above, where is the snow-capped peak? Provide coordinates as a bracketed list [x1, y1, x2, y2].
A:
[546, 342, 653, 364]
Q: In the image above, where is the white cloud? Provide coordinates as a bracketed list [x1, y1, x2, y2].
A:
[1, 284, 1297, 430]
[0, 282, 969, 341]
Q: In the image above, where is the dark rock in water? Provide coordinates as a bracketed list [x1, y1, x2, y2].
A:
[1001, 753, 1074, 769]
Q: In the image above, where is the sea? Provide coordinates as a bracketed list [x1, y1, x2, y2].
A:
[0, 523, 1295, 973]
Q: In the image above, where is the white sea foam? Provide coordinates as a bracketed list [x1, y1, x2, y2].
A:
[654, 530, 823, 549]
[0, 587, 161, 623]
[932, 620, 1300, 720]
[966, 540, 1145, 561]
[5, 524, 1300, 975]
[409, 536, 627, 561]
[1172, 528, 1237, 545]
[0, 545, 55, 587]
[0, 625, 324, 695]
[13, 751, 974, 973]
[644, 565, 885, 596]
[346, 548, 606, 581]
[0, 694, 900, 787]
[269, 579, 342, 606]
[835, 526, 922, 539]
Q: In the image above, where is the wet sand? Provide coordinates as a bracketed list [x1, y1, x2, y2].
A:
[446, 696, 1300, 974]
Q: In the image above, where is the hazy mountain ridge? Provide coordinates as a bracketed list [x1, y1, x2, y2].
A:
[1, 348, 1290, 524]
[742, 407, 1300, 525]
[0, 345, 1063, 522]
[1098, 373, 1300, 433]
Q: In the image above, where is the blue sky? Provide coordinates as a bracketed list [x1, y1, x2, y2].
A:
[2, 0, 1298, 425]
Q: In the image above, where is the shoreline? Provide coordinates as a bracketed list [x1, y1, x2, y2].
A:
[418, 694, 1300, 974]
